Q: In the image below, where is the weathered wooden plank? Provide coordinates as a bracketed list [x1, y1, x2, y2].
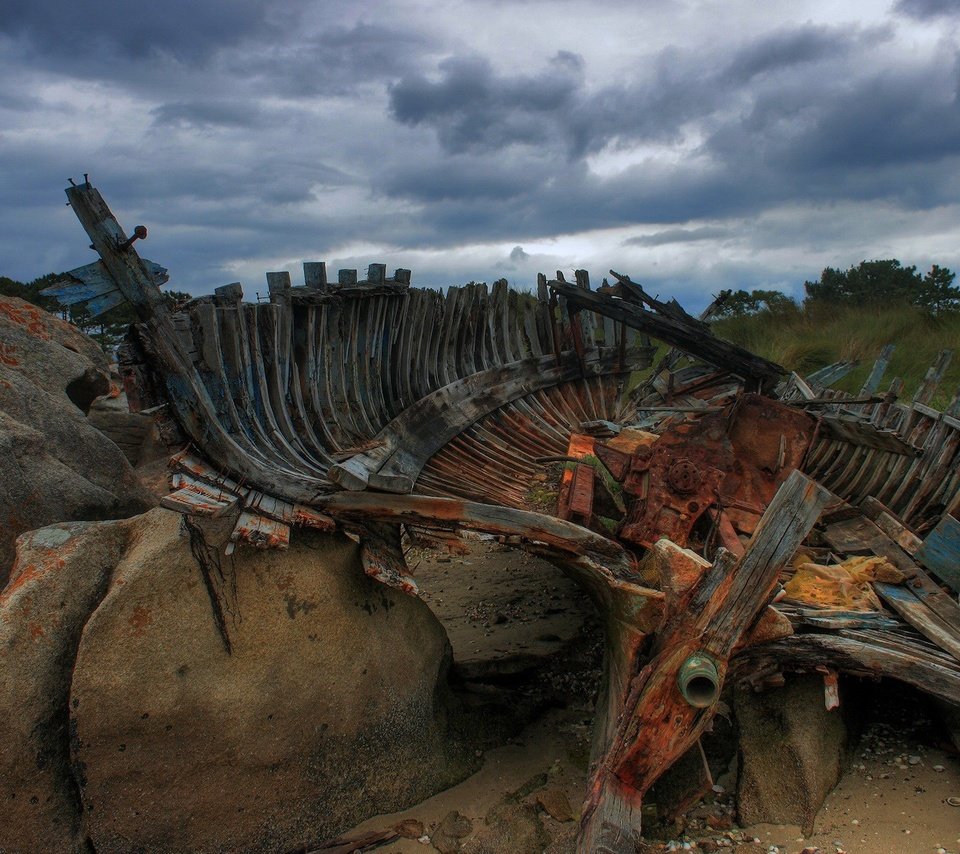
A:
[357, 522, 418, 595]
[806, 360, 858, 391]
[914, 349, 953, 407]
[874, 582, 960, 662]
[317, 491, 643, 584]
[816, 413, 922, 455]
[915, 513, 960, 593]
[329, 347, 652, 492]
[65, 184, 169, 320]
[303, 261, 327, 290]
[859, 345, 896, 396]
[735, 632, 960, 706]
[228, 510, 291, 551]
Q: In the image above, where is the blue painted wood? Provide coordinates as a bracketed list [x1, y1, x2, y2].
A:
[86, 289, 126, 317]
[806, 359, 858, 390]
[859, 344, 895, 396]
[41, 258, 168, 316]
[42, 258, 167, 313]
[916, 514, 960, 593]
[42, 281, 118, 306]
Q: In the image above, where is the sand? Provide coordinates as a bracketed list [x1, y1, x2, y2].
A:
[341, 541, 960, 854]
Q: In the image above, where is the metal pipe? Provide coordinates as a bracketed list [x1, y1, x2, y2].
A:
[678, 653, 720, 708]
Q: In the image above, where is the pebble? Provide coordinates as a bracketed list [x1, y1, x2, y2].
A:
[933, 764, 945, 772]
[908, 755, 921, 765]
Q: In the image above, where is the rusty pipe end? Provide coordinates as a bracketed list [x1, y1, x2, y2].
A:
[678, 653, 720, 708]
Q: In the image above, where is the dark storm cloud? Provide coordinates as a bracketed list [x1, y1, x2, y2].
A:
[378, 155, 552, 202]
[704, 56, 960, 199]
[3, 2, 960, 300]
[0, 0, 289, 65]
[234, 22, 440, 97]
[389, 51, 585, 153]
[378, 21, 960, 248]
[895, 0, 960, 19]
[388, 24, 884, 161]
[721, 24, 890, 83]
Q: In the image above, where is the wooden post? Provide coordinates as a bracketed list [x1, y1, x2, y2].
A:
[577, 471, 831, 853]
[65, 182, 169, 322]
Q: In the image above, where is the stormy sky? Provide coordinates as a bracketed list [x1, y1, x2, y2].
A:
[2, 0, 959, 308]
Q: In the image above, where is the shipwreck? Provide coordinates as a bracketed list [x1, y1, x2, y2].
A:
[44, 179, 960, 853]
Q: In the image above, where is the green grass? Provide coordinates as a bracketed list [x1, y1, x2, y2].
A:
[711, 302, 960, 410]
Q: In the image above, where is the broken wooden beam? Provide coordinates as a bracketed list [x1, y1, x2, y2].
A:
[577, 470, 830, 853]
[548, 278, 785, 391]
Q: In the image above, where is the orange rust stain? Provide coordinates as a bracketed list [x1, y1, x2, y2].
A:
[108, 382, 122, 398]
[0, 563, 40, 606]
[0, 300, 50, 340]
[128, 605, 153, 637]
[0, 532, 81, 607]
[0, 343, 19, 367]
[29, 623, 44, 639]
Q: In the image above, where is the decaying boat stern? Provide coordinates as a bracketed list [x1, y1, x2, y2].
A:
[48, 179, 960, 853]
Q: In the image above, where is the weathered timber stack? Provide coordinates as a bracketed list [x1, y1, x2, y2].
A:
[43, 179, 960, 852]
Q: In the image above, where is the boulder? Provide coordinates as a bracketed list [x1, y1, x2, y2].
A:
[66, 508, 476, 853]
[735, 674, 848, 834]
[86, 387, 156, 466]
[0, 296, 154, 580]
[0, 519, 134, 854]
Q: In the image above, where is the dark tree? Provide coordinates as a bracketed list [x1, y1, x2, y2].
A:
[713, 288, 797, 318]
[804, 259, 959, 313]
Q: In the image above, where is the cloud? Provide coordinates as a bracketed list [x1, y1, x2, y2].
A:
[389, 51, 584, 153]
[233, 22, 441, 97]
[721, 24, 890, 83]
[0, 0, 292, 66]
[2, 1, 960, 315]
[895, 0, 960, 19]
[151, 101, 267, 130]
[624, 226, 732, 247]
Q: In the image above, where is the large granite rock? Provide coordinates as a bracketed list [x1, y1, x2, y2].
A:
[86, 388, 156, 465]
[35, 508, 472, 854]
[0, 520, 134, 854]
[735, 674, 849, 834]
[0, 509, 476, 853]
[0, 296, 154, 580]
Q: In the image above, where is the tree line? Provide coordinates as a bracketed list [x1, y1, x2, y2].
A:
[0, 272, 190, 350]
[715, 259, 959, 318]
